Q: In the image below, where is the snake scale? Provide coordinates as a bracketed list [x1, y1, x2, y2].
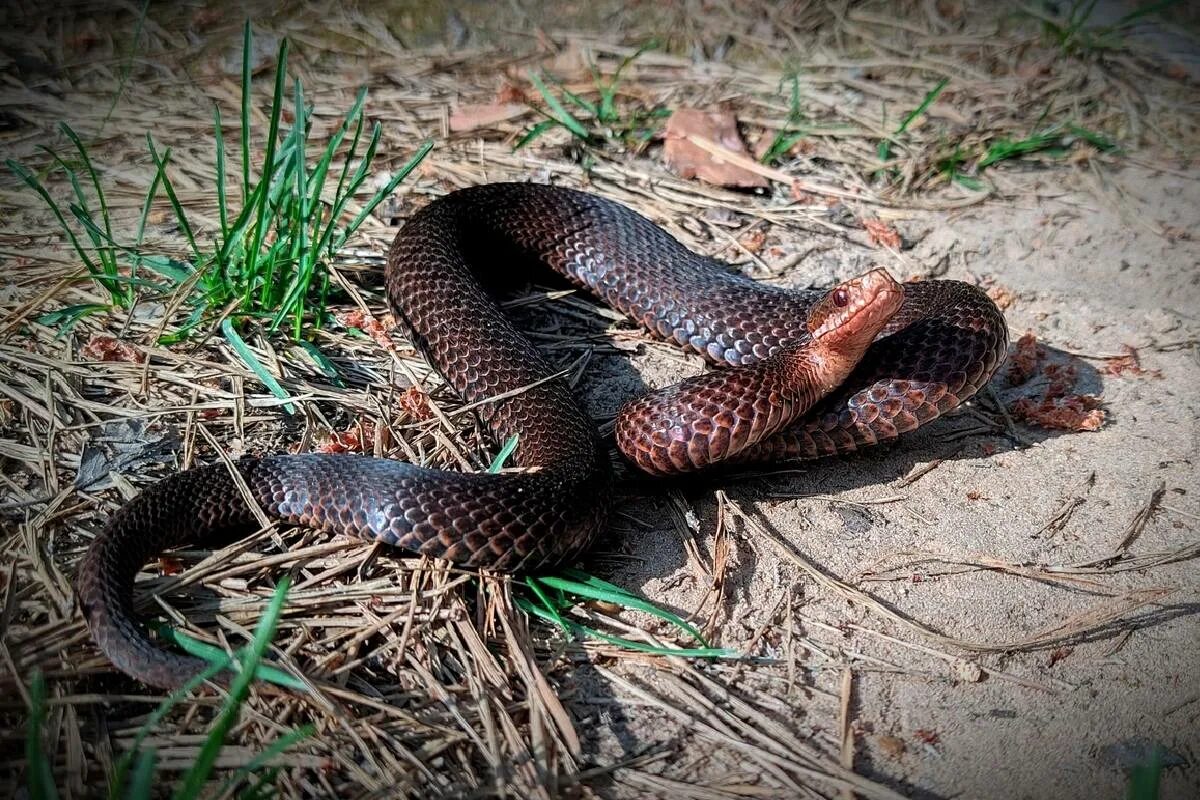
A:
[76, 183, 1008, 688]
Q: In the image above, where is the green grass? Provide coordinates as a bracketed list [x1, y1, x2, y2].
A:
[877, 77, 949, 166]
[1126, 745, 1164, 800]
[932, 118, 1117, 190]
[488, 435, 732, 657]
[1039, 0, 1183, 57]
[871, 78, 1117, 190]
[25, 577, 312, 800]
[9, 21, 431, 409]
[759, 71, 809, 165]
[517, 40, 669, 151]
[518, 569, 736, 658]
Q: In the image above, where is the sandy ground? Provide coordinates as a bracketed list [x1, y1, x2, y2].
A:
[1, 2, 1198, 799]
[595, 162, 1200, 799]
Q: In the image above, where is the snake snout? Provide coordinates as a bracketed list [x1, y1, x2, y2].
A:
[807, 268, 903, 342]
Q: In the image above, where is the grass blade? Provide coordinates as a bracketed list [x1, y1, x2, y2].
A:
[528, 71, 589, 140]
[488, 434, 520, 473]
[330, 139, 433, 253]
[515, 118, 560, 150]
[127, 748, 157, 800]
[107, 658, 228, 798]
[221, 318, 295, 413]
[246, 35, 289, 301]
[6, 159, 105, 287]
[60, 123, 115, 263]
[219, 724, 316, 796]
[36, 303, 109, 334]
[145, 137, 201, 263]
[240, 21, 252, 205]
[25, 672, 60, 800]
[172, 576, 294, 800]
[531, 572, 708, 643]
[214, 104, 228, 238]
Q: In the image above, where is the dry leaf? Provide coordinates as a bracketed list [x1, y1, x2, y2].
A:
[1011, 394, 1105, 432]
[877, 735, 906, 758]
[339, 310, 396, 352]
[985, 281, 1017, 310]
[449, 103, 526, 132]
[662, 108, 769, 189]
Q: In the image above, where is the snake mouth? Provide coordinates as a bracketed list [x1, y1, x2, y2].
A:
[807, 268, 904, 343]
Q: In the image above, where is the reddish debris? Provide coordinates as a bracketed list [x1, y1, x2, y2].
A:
[913, 729, 941, 746]
[1099, 345, 1162, 378]
[984, 281, 1018, 311]
[738, 228, 767, 254]
[316, 420, 377, 454]
[1006, 332, 1106, 432]
[80, 334, 144, 363]
[399, 386, 434, 421]
[157, 556, 186, 576]
[1048, 646, 1074, 667]
[788, 181, 821, 204]
[1011, 394, 1105, 432]
[862, 218, 902, 250]
[877, 734, 907, 758]
[495, 81, 528, 105]
[339, 310, 396, 352]
[1006, 332, 1042, 385]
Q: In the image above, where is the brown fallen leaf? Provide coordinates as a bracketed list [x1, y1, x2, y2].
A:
[662, 108, 769, 189]
[984, 280, 1018, 310]
[449, 103, 527, 133]
[1005, 331, 1107, 432]
[339, 310, 396, 352]
[495, 81, 527, 105]
[738, 228, 767, 254]
[1007, 331, 1042, 385]
[316, 420, 377, 454]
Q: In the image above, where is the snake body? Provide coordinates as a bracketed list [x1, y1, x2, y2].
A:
[76, 183, 1008, 688]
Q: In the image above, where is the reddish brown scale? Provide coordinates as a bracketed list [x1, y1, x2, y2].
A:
[616, 269, 904, 474]
[76, 184, 1008, 688]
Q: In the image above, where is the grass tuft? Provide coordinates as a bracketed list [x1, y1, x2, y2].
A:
[760, 71, 809, 165]
[1039, 0, 1183, 57]
[24, 578, 310, 800]
[8, 21, 430, 406]
[877, 77, 950, 167]
[517, 41, 667, 151]
[518, 568, 736, 658]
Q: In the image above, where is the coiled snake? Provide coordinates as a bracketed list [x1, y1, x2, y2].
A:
[76, 183, 1008, 688]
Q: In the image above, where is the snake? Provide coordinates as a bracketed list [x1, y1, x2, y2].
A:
[75, 183, 1008, 688]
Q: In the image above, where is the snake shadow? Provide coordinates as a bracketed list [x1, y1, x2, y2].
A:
[586, 342, 1106, 623]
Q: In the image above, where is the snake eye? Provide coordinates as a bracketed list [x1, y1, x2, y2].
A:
[832, 288, 849, 308]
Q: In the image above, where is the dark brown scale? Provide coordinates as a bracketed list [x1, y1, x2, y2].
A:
[76, 184, 1008, 688]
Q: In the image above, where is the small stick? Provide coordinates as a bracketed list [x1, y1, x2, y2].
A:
[1115, 481, 1166, 552]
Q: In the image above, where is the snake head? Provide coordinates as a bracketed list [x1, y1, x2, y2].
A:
[806, 268, 904, 346]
